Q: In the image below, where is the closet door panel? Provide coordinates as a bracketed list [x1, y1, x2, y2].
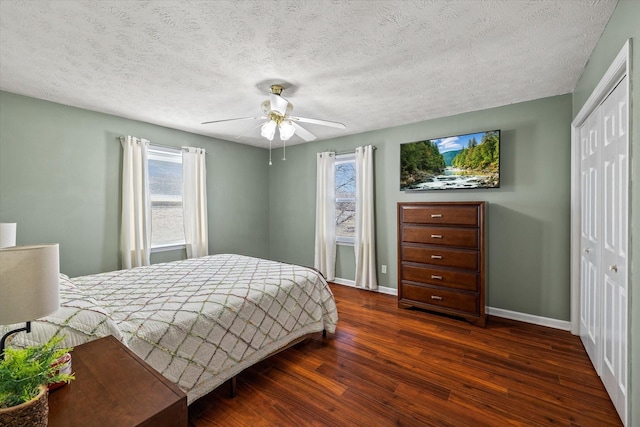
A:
[599, 76, 628, 422]
[579, 112, 601, 367]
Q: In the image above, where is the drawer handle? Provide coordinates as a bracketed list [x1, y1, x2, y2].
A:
[431, 214, 442, 218]
[431, 275, 443, 280]
[431, 295, 443, 301]
[431, 255, 443, 259]
[431, 234, 443, 239]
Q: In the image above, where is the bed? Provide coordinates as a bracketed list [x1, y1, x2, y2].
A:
[5, 254, 338, 404]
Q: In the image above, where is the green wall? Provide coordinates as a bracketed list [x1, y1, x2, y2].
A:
[0, 91, 270, 277]
[572, 0, 639, 424]
[269, 94, 573, 321]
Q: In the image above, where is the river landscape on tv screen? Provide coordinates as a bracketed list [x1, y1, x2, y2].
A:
[400, 130, 500, 191]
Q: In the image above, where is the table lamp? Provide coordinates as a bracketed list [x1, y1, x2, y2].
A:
[0, 244, 60, 358]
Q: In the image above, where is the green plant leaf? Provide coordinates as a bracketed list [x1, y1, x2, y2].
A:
[0, 335, 74, 408]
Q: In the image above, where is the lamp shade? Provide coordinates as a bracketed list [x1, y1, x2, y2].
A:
[0, 223, 17, 248]
[0, 244, 60, 325]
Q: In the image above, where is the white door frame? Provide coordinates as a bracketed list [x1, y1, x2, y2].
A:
[570, 39, 631, 334]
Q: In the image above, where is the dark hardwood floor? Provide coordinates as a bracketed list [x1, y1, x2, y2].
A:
[188, 284, 622, 426]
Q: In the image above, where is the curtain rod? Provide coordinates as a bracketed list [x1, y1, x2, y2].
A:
[320, 146, 377, 156]
[118, 137, 207, 154]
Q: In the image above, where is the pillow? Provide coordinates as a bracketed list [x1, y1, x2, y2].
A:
[5, 274, 125, 349]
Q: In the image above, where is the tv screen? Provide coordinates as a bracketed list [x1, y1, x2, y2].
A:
[400, 129, 500, 191]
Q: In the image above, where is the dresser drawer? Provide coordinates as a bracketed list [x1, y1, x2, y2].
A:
[402, 226, 478, 248]
[401, 264, 478, 291]
[401, 283, 478, 314]
[402, 245, 478, 270]
[401, 205, 479, 226]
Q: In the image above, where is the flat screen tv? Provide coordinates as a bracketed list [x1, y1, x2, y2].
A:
[400, 129, 500, 191]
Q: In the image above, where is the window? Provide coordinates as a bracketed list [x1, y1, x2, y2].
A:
[148, 145, 185, 250]
[335, 153, 356, 244]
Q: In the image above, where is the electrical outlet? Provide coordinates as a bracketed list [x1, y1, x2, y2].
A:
[381, 265, 387, 274]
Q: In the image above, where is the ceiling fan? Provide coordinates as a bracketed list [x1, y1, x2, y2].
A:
[201, 84, 346, 144]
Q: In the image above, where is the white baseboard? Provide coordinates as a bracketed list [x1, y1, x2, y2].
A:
[376, 286, 398, 296]
[332, 279, 570, 331]
[331, 277, 355, 287]
[486, 307, 572, 331]
[331, 278, 398, 295]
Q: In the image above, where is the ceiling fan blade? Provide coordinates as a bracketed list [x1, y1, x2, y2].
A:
[291, 122, 317, 142]
[201, 116, 265, 125]
[269, 93, 289, 115]
[289, 116, 346, 129]
[234, 121, 266, 139]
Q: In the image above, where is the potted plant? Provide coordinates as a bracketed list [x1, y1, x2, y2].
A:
[0, 335, 74, 427]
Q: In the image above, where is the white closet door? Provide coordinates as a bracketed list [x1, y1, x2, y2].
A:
[578, 75, 629, 425]
[579, 106, 601, 368]
[599, 76, 628, 422]
[574, 41, 630, 427]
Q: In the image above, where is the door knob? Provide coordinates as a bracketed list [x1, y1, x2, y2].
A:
[609, 265, 618, 273]
[583, 248, 590, 254]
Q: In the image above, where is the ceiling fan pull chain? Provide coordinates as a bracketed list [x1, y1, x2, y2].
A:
[282, 137, 286, 161]
[269, 139, 273, 165]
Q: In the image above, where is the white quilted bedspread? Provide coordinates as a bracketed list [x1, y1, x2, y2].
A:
[6, 254, 338, 404]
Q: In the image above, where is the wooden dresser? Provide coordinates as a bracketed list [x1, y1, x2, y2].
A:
[398, 201, 486, 326]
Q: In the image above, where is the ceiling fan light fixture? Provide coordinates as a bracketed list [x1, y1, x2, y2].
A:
[261, 120, 277, 140]
[202, 84, 345, 146]
[279, 121, 295, 141]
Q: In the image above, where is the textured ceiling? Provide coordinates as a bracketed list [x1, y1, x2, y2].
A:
[0, 0, 617, 148]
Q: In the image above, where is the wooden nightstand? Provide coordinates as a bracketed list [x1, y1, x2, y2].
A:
[48, 335, 188, 427]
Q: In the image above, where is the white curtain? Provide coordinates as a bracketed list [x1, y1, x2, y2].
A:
[314, 152, 336, 281]
[182, 147, 209, 259]
[354, 145, 377, 289]
[120, 135, 151, 269]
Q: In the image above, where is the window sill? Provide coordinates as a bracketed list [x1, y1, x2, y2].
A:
[151, 243, 186, 253]
[336, 240, 354, 247]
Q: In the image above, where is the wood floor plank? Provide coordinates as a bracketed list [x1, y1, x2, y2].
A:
[189, 284, 623, 427]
